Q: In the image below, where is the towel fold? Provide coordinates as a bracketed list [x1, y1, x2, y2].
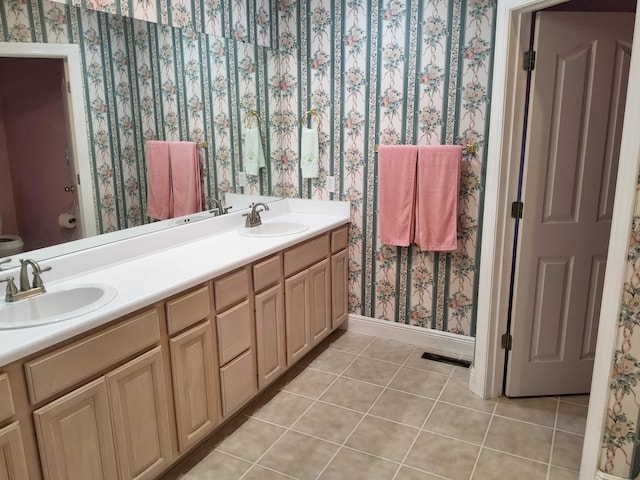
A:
[300, 127, 319, 178]
[146, 140, 202, 220]
[414, 145, 462, 252]
[146, 141, 173, 220]
[377, 145, 418, 247]
[244, 127, 265, 176]
[170, 141, 202, 218]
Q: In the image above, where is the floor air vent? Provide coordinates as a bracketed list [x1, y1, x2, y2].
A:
[421, 352, 471, 368]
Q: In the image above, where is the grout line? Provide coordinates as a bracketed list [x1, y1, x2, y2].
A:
[546, 398, 561, 480]
[468, 399, 499, 479]
[313, 341, 417, 480]
[390, 365, 456, 480]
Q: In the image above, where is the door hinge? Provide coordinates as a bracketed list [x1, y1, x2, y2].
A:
[501, 333, 513, 350]
[523, 50, 536, 71]
[511, 201, 524, 219]
[66, 81, 71, 93]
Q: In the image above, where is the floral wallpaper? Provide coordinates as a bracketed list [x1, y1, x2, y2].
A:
[0, 0, 279, 234]
[277, 0, 496, 338]
[601, 181, 640, 477]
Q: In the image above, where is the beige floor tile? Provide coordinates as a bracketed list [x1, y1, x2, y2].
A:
[258, 431, 338, 480]
[424, 402, 491, 445]
[292, 402, 364, 443]
[178, 450, 251, 480]
[342, 356, 401, 386]
[484, 416, 553, 462]
[403, 350, 455, 375]
[361, 338, 415, 364]
[243, 465, 297, 480]
[389, 367, 449, 399]
[405, 431, 479, 480]
[440, 378, 496, 413]
[551, 431, 584, 471]
[472, 449, 547, 480]
[452, 365, 471, 380]
[325, 331, 374, 354]
[158, 444, 212, 479]
[394, 466, 446, 480]
[246, 389, 314, 427]
[214, 417, 286, 462]
[317, 448, 399, 480]
[345, 416, 419, 462]
[556, 402, 588, 435]
[278, 367, 338, 399]
[305, 348, 357, 374]
[369, 389, 434, 427]
[495, 396, 558, 427]
[320, 377, 384, 412]
[548, 466, 580, 480]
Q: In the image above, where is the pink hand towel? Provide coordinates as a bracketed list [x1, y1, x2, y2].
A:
[377, 145, 418, 247]
[170, 141, 202, 218]
[146, 141, 173, 220]
[415, 145, 462, 251]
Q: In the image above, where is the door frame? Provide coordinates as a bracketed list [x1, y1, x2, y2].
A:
[0, 42, 97, 238]
[471, 0, 640, 478]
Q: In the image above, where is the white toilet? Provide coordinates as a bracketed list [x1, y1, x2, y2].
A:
[0, 214, 24, 257]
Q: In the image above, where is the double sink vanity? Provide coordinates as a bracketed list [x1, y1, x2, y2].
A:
[0, 198, 350, 480]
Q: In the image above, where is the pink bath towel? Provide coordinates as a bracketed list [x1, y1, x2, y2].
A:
[377, 145, 418, 247]
[170, 141, 202, 218]
[146, 141, 173, 220]
[415, 145, 462, 251]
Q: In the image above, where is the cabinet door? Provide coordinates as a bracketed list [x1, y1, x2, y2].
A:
[170, 320, 219, 453]
[0, 422, 29, 480]
[309, 259, 331, 345]
[284, 270, 311, 364]
[219, 349, 258, 417]
[33, 378, 117, 480]
[331, 249, 349, 329]
[255, 283, 286, 390]
[107, 347, 173, 480]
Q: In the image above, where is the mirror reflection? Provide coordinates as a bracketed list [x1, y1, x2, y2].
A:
[0, 1, 281, 261]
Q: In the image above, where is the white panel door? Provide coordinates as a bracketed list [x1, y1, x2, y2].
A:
[506, 12, 634, 397]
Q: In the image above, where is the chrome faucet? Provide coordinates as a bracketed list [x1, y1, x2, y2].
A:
[243, 202, 270, 228]
[0, 259, 51, 302]
[206, 198, 231, 216]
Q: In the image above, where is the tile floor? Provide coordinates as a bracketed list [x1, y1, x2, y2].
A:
[160, 330, 588, 480]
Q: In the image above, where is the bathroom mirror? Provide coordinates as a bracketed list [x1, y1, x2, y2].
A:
[0, 2, 281, 262]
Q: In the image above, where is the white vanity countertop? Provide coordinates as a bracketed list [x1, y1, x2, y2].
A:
[0, 199, 350, 367]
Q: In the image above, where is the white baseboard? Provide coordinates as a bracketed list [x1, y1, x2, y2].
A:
[595, 471, 628, 480]
[344, 314, 475, 362]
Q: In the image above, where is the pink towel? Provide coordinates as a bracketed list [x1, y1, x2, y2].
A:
[170, 141, 202, 217]
[146, 141, 173, 220]
[377, 145, 418, 247]
[415, 145, 462, 251]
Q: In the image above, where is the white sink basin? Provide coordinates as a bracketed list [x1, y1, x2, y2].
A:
[239, 221, 309, 237]
[0, 284, 117, 329]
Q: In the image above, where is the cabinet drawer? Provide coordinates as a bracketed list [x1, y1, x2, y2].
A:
[284, 234, 329, 276]
[253, 255, 282, 293]
[166, 285, 211, 335]
[216, 300, 253, 365]
[0, 373, 15, 422]
[25, 309, 161, 404]
[331, 226, 349, 253]
[214, 268, 249, 311]
[219, 349, 257, 417]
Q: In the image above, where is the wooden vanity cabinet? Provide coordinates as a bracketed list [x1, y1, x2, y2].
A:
[331, 226, 349, 328]
[0, 373, 29, 480]
[166, 286, 221, 453]
[214, 267, 258, 418]
[253, 255, 287, 390]
[31, 307, 173, 480]
[284, 234, 332, 365]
